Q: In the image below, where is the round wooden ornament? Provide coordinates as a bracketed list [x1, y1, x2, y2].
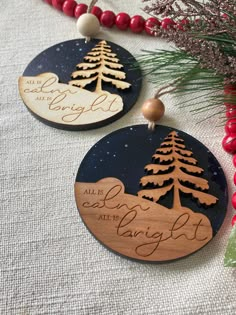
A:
[75, 125, 228, 262]
[18, 39, 142, 130]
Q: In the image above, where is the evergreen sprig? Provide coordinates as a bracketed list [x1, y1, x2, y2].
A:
[140, 0, 236, 119]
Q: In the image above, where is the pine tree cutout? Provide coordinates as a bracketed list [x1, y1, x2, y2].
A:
[69, 40, 131, 93]
[138, 131, 218, 209]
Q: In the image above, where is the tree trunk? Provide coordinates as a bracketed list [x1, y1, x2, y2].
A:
[95, 76, 102, 93]
[173, 182, 181, 210]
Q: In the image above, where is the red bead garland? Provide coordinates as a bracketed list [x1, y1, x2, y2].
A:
[91, 6, 103, 19]
[74, 3, 88, 18]
[43, 0, 181, 36]
[161, 18, 176, 30]
[51, 0, 65, 10]
[62, 0, 77, 17]
[145, 17, 161, 35]
[100, 10, 116, 28]
[116, 13, 130, 31]
[130, 15, 145, 33]
[222, 85, 236, 226]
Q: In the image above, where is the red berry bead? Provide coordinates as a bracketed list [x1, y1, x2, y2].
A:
[74, 3, 88, 18]
[44, 0, 53, 4]
[232, 215, 236, 226]
[222, 13, 229, 20]
[161, 18, 176, 30]
[234, 173, 236, 186]
[62, 0, 77, 17]
[52, 0, 65, 10]
[145, 17, 161, 35]
[232, 192, 236, 208]
[177, 18, 189, 31]
[100, 10, 116, 28]
[225, 119, 236, 135]
[130, 15, 145, 33]
[91, 6, 103, 20]
[116, 13, 130, 30]
[224, 84, 236, 95]
[226, 108, 236, 119]
[233, 155, 236, 167]
[222, 134, 236, 154]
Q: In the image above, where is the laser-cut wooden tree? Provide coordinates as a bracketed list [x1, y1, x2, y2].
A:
[138, 131, 218, 209]
[69, 40, 131, 93]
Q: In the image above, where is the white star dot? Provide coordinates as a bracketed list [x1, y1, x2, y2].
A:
[56, 47, 60, 52]
[124, 144, 128, 148]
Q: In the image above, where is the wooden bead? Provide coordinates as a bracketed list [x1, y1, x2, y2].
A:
[233, 155, 236, 167]
[91, 6, 103, 20]
[130, 15, 145, 33]
[142, 98, 165, 122]
[76, 13, 100, 37]
[62, 0, 77, 17]
[52, 0, 65, 11]
[161, 18, 176, 30]
[232, 192, 236, 209]
[74, 3, 88, 18]
[222, 134, 236, 154]
[100, 10, 116, 28]
[225, 119, 236, 134]
[232, 215, 236, 226]
[145, 17, 161, 35]
[116, 13, 131, 30]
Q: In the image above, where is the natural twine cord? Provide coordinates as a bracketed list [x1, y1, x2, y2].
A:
[149, 78, 182, 131]
[88, 0, 98, 13]
[83, 0, 99, 42]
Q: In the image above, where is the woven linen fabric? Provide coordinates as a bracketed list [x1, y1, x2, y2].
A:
[0, 1, 235, 314]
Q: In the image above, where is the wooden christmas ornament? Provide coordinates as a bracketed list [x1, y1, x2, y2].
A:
[18, 39, 141, 130]
[75, 125, 228, 262]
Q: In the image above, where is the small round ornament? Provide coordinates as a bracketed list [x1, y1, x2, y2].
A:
[18, 39, 142, 130]
[142, 98, 165, 130]
[76, 13, 100, 38]
[75, 125, 228, 262]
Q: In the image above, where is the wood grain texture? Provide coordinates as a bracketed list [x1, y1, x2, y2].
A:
[19, 73, 123, 127]
[75, 177, 213, 262]
[138, 131, 218, 207]
[69, 40, 131, 92]
[18, 39, 141, 130]
[75, 125, 227, 262]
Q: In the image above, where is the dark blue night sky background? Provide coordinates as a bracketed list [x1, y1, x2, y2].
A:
[22, 39, 228, 239]
[22, 39, 142, 130]
[76, 125, 228, 235]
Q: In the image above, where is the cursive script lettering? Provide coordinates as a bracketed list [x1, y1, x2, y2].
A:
[24, 76, 77, 105]
[116, 211, 208, 257]
[23, 76, 121, 123]
[59, 94, 119, 122]
[82, 185, 150, 212]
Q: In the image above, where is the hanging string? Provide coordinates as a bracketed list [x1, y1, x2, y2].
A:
[88, 0, 98, 13]
[154, 78, 182, 99]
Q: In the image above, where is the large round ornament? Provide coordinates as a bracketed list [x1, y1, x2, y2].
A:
[75, 125, 228, 262]
[18, 39, 141, 130]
